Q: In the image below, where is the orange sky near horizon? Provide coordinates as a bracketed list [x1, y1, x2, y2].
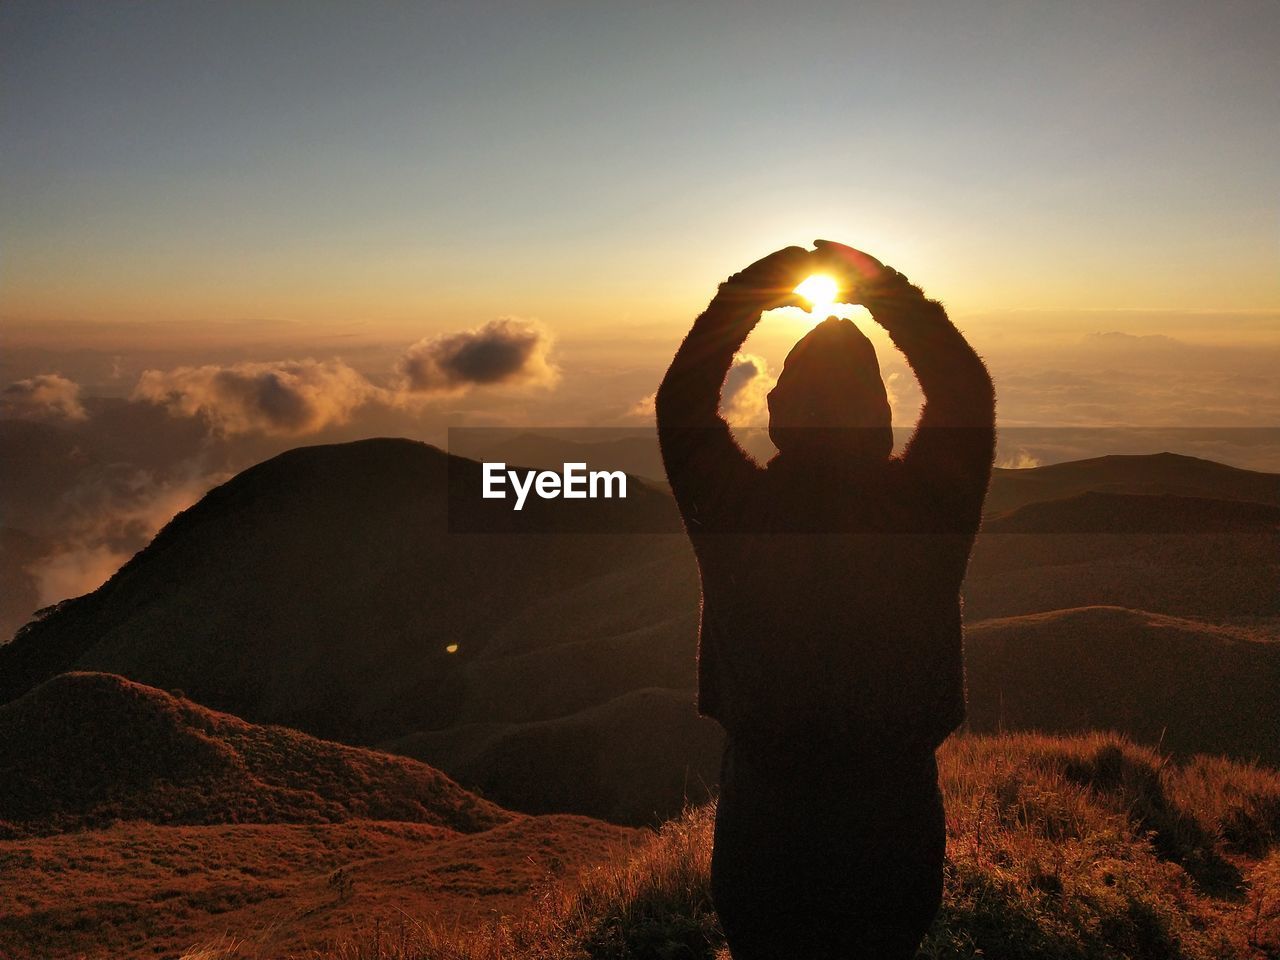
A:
[3, 2, 1277, 357]
[4, 223, 1278, 339]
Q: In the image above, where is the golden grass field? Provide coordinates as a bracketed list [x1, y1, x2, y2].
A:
[0, 816, 642, 959]
[145, 731, 1280, 960]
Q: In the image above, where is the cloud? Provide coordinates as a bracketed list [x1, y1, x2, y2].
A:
[622, 353, 775, 428]
[29, 546, 133, 610]
[133, 359, 385, 436]
[627, 392, 656, 420]
[397, 318, 558, 394]
[124, 321, 561, 438]
[25, 460, 230, 607]
[721, 352, 775, 427]
[0, 374, 88, 422]
[997, 450, 1044, 469]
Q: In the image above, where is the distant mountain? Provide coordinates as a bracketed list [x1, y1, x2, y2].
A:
[965, 607, 1280, 765]
[983, 490, 1280, 533]
[0, 672, 509, 837]
[453, 436, 1280, 516]
[985, 451, 1280, 514]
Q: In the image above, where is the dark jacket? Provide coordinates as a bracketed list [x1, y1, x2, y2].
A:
[656, 283, 994, 755]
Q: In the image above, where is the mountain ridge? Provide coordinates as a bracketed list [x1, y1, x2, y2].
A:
[0, 437, 689, 740]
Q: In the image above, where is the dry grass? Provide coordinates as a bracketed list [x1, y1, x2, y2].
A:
[0, 817, 640, 960]
[0, 672, 511, 838]
[927, 733, 1280, 959]
[186, 731, 1280, 960]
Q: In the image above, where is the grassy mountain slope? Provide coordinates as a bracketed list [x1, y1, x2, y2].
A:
[287, 732, 1280, 960]
[0, 671, 643, 959]
[965, 607, 1280, 764]
[0, 816, 640, 960]
[0, 671, 509, 837]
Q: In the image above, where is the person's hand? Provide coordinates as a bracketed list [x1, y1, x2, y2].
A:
[713, 246, 813, 312]
[811, 239, 923, 307]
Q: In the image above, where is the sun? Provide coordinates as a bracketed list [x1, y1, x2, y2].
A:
[793, 274, 840, 314]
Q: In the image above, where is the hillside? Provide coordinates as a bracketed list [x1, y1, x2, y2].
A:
[384, 606, 1280, 821]
[965, 607, 1280, 764]
[387, 687, 725, 824]
[965, 529, 1278, 622]
[0, 438, 689, 742]
[984, 490, 1280, 533]
[0, 671, 509, 837]
[0, 672, 643, 960]
[221, 732, 1280, 960]
[0, 816, 640, 960]
[984, 451, 1280, 514]
[2, 440, 1276, 824]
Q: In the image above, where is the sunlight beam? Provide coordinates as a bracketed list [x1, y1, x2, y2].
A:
[793, 274, 840, 315]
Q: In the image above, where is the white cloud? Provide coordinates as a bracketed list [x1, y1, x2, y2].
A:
[721, 352, 776, 428]
[0, 374, 88, 422]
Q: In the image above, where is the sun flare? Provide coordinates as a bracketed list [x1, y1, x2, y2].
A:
[793, 274, 840, 313]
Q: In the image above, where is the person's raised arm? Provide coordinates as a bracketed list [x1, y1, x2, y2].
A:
[656, 246, 810, 529]
[815, 240, 996, 524]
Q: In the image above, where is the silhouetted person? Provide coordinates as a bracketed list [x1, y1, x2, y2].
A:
[656, 240, 995, 959]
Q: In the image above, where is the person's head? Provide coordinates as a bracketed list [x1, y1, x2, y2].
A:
[767, 317, 893, 461]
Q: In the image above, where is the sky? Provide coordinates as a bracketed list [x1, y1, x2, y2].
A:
[3, 0, 1278, 331]
[2, 1, 1279, 614]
